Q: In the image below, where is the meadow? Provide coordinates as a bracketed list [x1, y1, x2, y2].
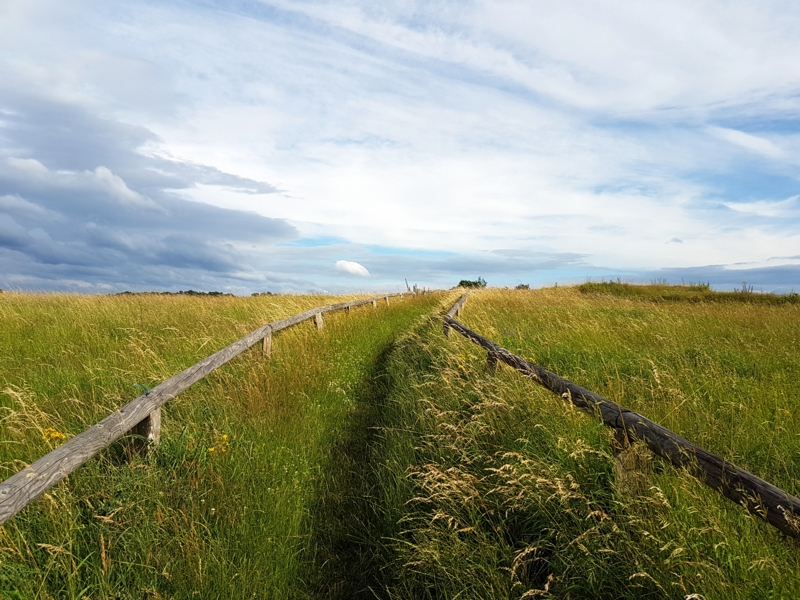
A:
[0, 291, 442, 598]
[1, 286, 799, 599]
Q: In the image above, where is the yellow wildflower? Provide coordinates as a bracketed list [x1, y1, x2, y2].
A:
[42, 428, 67, 443]
[208, 433, 230, 454]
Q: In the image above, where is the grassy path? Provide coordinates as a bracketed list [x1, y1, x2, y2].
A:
[0, 292, 444, 599]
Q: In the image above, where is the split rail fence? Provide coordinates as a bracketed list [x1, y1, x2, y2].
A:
[0, 292, 410, 526]
[443, 293, 800, 539]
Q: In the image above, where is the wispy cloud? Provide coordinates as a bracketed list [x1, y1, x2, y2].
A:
[708, 126, 785, 159]
[722, 195, 799, 218]
[0, 0, 799, 292]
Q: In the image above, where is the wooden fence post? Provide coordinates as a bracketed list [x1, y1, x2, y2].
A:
[372, 299, 377, 308]
[315, 312, 324, 330]
[129, 408, 161, 456]
[486, 351, 498, 374]
[262, 332, 272, 357]
[385, 296, 389, 306]
[346, 305, 351, 315]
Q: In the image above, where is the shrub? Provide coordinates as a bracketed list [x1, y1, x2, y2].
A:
[458, 277, 487, 289]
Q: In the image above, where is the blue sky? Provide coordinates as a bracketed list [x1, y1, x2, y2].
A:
[1, 0, 799, 293]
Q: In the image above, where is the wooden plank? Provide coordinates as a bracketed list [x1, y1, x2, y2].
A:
[444, 293, 468, 336]
[315, 312, 324, 330]
[444, 311, 800, 539]
[0, 292, 409, 526]
[446, 293, 468, 319]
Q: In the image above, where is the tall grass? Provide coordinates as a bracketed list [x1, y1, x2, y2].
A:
[0, 291, 441, 599]
[359, 287, 800, 599]
[3, 286, 799, 598]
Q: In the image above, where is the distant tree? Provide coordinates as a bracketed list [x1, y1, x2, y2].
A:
[515, 284, 530, 290]
[458, 277, 487, 288]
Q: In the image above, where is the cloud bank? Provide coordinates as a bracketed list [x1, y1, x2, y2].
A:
[0, 95, 295, 291]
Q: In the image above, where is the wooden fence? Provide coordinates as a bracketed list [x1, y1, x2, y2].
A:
[444, 293, 800, 539]
[0, 292, 411, 526]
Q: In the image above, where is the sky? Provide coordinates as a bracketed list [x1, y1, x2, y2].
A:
[1, 0, 799, 294]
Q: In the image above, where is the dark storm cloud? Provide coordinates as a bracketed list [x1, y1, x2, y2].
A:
[0, 92, 295, 291]
[0, 90, 279, 196]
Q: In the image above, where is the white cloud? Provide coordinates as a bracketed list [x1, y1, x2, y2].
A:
[335, 260, 370, 277]
[0, 194, 58, 220]
[4, 157, 162, 210]
[723, 196, 799, 218]
[708, 127, 785, 160]
[8, 157, 49, 178]
[89, 166, 160, 208]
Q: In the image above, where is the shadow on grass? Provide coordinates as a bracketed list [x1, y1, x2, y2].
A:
[306, 341, 405, 600]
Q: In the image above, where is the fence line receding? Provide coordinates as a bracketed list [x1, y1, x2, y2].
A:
[444, 293, 800, 539]
[0, 292, 412, 526]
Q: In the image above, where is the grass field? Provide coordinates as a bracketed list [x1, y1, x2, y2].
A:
[0, 291, 443, 598]
[1, 286, 799, 599]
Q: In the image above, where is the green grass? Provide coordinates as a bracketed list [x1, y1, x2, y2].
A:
[359, 287, 800, 599]
[0, 291, 442, 598]
[3, 286, 800, 598]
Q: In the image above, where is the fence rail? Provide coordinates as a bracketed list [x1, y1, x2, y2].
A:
[0, 292, 411, 526]
[444, 293, 800, 539]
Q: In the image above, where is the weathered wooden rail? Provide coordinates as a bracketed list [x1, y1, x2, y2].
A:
[444, 293, 800, 539]
[0, 292, 411, 526]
